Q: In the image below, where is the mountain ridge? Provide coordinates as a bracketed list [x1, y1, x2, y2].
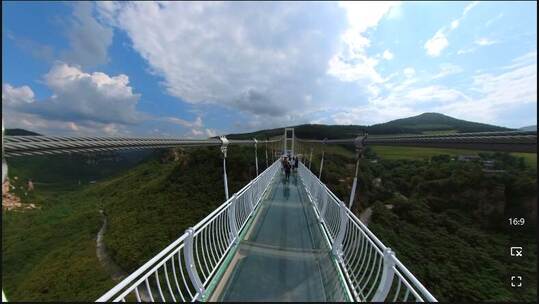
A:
[226, 112, 514, 140]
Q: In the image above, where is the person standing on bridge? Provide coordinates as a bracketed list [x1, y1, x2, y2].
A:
[283, 156, 291, 181]
[294, 156, 299, 172]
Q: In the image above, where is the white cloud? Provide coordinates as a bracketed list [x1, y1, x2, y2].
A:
[327, 2, 400, 85]
[100, 2, 348, 120]
[330, 104, 418, 126]
[38, 63, 142, 124]
[450, 20, 460, 30]
[403, 67, 416, 78]
[424, 30, 449, 57]
[485, 13, 503, 27]
[205, 128, 218, 137]
[463, 1, 479, 16]
[406, 85, 470, 103]
[424, 1, 479, 57]
[63, 2, 113, 67]
[163, 116, 203, 128]
[2, 63, 145, 135]
[435, 54, 536, 124]
[382, 49, 394, 60]
[457, 47, 476, 55]
[2, 84, 35, 106]
[475, 37, 498, 46]
[432, 63, 464, 79]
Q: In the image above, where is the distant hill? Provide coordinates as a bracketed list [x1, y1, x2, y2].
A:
[519, 125, 536, 131]
[227, 112, 514, 140]
[5, 128, 41, 136]
[368, 112, 512, 134]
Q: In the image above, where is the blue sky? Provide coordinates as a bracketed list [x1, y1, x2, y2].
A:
[2, 1, 537, 137]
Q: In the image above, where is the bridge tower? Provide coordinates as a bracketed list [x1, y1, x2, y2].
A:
[283, 128, 295, 156]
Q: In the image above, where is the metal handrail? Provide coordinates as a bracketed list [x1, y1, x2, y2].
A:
[96, 160, 281, 302]
[298, 161, 437, 302]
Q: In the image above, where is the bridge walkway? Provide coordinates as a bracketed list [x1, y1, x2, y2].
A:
[208, 170, 348, 301]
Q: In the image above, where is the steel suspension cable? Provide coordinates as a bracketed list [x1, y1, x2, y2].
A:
[3, 136, 282, 158]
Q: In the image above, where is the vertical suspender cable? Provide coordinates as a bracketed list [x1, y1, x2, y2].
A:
[265, 140, 268, 168]
[253, 138, 259, 176]
[318, 138, 327, 180]
[220, 136, 230, 200]
[308, 147, 313, 170]
[348, 133, 368, 210]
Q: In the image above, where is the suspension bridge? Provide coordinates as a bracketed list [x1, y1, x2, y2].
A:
[2, 125, 536, 302]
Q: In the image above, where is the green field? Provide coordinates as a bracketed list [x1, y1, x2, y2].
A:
[371, 145, 537, 168]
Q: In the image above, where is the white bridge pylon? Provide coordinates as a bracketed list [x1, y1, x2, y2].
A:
[283, 127, 295, 156]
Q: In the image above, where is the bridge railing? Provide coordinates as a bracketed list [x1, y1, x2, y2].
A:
[96, 160, 281, 302]
[298, 161, 437, 302]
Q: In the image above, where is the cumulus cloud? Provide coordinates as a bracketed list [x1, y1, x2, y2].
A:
[98, 2, 348, 120]
[2, 84, 35, 106]
[382, 49, 394, 60]
[424, 30, 449, 57]
[3, 63, 144, 135]
[63, 2, 114, 67]
[328, 2, 400, 84]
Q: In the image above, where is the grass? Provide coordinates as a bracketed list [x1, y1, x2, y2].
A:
[371, 145, 537, 168]
[511, 152, 537, 168]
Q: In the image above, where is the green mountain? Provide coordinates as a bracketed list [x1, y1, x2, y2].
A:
[368, 112, 512, 134]
[226, 112, 513, 140]
[5, 128, 41, 136]
[519, 125, 536, 131]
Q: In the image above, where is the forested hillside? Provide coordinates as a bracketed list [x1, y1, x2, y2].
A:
[2, 145, 266, 301]
[226, 112, 514, 139]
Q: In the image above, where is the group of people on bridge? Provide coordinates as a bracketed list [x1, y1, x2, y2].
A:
[280, 154, 299, 181]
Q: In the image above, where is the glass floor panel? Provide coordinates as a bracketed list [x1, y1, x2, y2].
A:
[211, 171, 348, 302]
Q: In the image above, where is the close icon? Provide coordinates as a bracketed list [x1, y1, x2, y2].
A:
[510, 247, 523, 257]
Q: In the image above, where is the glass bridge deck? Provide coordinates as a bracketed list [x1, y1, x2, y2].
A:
[208, 171, 348, 301]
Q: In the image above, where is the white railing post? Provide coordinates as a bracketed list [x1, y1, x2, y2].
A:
[228, 194, 239, 245]
[253, 138, 259, 176]
[372, 248, 396, 301]
[332, 201, 348, 260]
[249, 185, 255, 213]
[220, 136, 229, 200]
[184, 228, 205, 297]
[319, 190, 328, 224]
